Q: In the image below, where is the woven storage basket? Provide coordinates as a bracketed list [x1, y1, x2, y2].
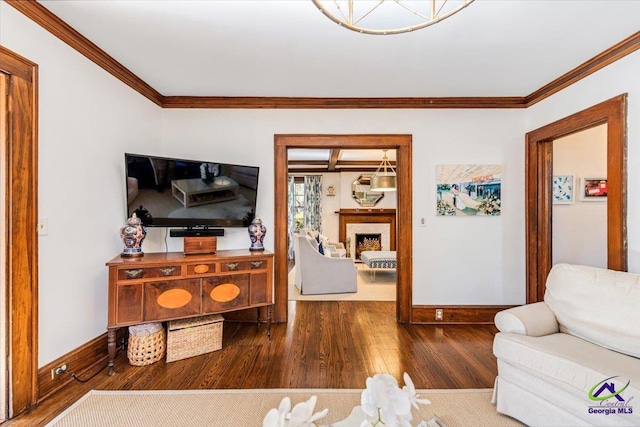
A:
[166, 314, 223, 362]
[127, 328, 166, 366]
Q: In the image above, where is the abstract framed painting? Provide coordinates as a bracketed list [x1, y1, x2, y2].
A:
[552, 175, 575, 204]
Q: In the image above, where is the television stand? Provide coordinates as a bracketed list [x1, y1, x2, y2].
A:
[106, 250, 274, 375]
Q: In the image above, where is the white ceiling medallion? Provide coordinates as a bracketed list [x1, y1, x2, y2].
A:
[311, 0, 475, 35]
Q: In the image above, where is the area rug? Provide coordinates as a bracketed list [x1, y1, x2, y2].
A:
[288, 264, 396, 302]
[45, 388, 523, 427]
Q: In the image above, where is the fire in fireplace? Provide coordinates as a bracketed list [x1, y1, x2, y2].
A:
[355, 233, 382, 260]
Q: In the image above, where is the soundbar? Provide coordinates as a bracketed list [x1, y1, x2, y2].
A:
[169, 228, 225, 237]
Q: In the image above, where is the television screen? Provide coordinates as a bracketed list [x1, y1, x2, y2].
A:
[125, 153, 259, 227]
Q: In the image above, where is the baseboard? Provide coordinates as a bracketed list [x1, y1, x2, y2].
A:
[411, 305, 517, 324]
[37, 329, 127, 402]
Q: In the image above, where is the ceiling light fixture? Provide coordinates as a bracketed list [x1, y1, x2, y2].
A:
[311, 0, 474, 35]
[370, 150, 397, 192]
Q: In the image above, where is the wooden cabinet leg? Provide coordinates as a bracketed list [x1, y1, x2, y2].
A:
[266, 305, 273, 341]
[107, 327, 117, 375]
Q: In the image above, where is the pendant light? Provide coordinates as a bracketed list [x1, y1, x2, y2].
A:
[370, 150, 396, 192]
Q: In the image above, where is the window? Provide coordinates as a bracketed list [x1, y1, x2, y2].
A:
[292, 178, 305, 231]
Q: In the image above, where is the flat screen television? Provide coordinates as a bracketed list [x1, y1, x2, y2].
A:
[125, 153, 259, 228]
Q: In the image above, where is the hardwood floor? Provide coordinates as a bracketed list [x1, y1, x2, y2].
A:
[4, 301, 499, 426]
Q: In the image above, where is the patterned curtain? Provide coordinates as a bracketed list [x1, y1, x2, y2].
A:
[304, 175, 322, 234]
[287, 176, 296, 260]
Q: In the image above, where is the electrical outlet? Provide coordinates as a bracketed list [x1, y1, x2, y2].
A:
[50, 361, 69, 380]
[435, 309, 444, 321]
[38, 217, 49, 236]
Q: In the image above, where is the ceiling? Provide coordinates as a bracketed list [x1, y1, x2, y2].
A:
[288, 149, 396, 173]
[28, 1, 640, 168]
[38, 0, 640, 98]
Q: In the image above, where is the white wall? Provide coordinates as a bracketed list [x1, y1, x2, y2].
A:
[320, 173, 341, 243]
[552, 125, 607, 268]
[1, 4, 163, 366]
[161, 109, 527, 306]
[526, 50, 640, 273]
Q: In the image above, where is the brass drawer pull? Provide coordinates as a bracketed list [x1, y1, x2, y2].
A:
[159, 267, 176, 276]
[124, 269, 144, 279]
[251, 261, 264, 269]
[226, 263, 239, 271]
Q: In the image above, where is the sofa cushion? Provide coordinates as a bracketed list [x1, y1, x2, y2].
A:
[544, 263, 640, 358]
[494, 332, 640, 399]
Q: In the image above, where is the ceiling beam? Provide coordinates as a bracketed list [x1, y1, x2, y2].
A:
[328, 149, 341, 171]
[337, 160, 397, 167]
[288, 160, 328, 165]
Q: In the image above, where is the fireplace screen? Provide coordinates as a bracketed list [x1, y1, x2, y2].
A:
[355, 233, 381, 260]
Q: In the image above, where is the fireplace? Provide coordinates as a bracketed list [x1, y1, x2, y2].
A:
[337, 209, 396, 260]
[355, 233, 382, 260]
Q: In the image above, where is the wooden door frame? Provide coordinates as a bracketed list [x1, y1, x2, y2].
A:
[0, 46, 39, 417]
[525, 94, 627, 303]
[274, 135, 412, 323]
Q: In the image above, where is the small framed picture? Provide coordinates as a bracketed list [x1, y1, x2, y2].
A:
[552, 175, 575, 204]
[581, 178, 608, 201]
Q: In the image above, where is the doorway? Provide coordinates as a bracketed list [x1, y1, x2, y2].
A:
[1, 70, 7, 424]
[287, 149, 398, 302]
[0, 46, 39, 418]
[525, 95, 627, 302]
[274, 135, 412, 323]
[552, 124, 608, 268]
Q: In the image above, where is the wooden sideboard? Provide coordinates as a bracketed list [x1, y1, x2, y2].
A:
[106, 250, 273, 374]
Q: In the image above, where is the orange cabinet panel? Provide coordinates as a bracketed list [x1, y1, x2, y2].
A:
[202, 274, 249, 312]
[144, 279, 201, 321]
[186, 262, 218, 276]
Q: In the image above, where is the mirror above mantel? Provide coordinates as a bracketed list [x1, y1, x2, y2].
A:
[352, 174, 384, 207]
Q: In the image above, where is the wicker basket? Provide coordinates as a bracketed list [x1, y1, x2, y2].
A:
[166, 314, 223, 362]
[127, 328, 166, 366]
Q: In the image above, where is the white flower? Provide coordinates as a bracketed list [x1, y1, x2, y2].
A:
[263, 397, 292, 427]
[262, 396, 328, 427]
[264, 373, 431, 427]
[289, 396, 329, 426]
[402, 373, 431, 409]
[361, 373, 413, 426]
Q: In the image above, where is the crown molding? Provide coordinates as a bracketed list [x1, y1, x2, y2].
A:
[5, 0, 164, 107]
[525, 31, 640, 107]
[161, 96, 526, 109]
[6, 2, 639, 109]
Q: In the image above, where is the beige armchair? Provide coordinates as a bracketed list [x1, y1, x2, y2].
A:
[294, 235, 357, 295]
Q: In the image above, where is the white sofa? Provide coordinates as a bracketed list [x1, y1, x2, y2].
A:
[493, 263, 640, 426]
